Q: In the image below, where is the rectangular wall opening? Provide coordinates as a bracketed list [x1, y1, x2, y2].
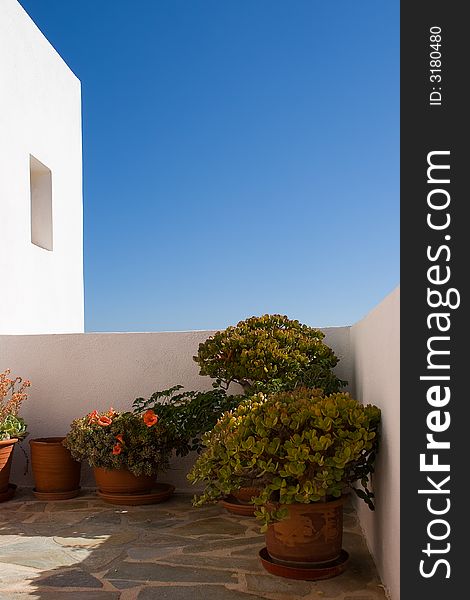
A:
[30, 155, 53, 250]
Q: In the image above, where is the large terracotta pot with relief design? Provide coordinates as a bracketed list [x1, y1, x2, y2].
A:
[265, 496, 346, 566]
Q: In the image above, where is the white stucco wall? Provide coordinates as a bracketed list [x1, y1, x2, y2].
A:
[0, 0, 84, 334]
[351, 287, 400, 600]
[0, 327, 351, 492]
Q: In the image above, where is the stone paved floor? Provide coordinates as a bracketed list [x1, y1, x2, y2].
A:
[0, 488, 387, 600]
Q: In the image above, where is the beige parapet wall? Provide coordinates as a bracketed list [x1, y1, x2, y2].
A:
[351, 286, 400, 600]
[0, 327, 352, 491]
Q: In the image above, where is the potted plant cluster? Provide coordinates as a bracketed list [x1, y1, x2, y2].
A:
[134, 315, 347, 507]
[63, 407, 175, 505]
[0, 369, 30, 502]
[189, 314, 348, 513]
[188, 387, 381, 579]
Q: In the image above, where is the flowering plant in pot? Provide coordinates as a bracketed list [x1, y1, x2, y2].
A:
[64, 407, 172, 496]
[0, 369, 30, 501]
[194, 314, 347, 395]
[188, 388, 381, 571]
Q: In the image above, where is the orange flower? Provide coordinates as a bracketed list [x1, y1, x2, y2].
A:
[112, 443, 122, 455]
[87, 410, 98, 424]
[115, 434, 124, 444]
[143, 409, 158, 427]
[97, 415, 112, 427]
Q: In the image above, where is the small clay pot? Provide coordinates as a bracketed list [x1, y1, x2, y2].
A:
[93, 467, 156, 495]
[232, 486, 261, 504]
[30, 437, 81, 499]
[265, 497, 346, 566]
[0, 438, 18, 495]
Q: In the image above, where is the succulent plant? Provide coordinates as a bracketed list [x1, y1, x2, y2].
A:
[194, 314, 347, 395]
[0, 414, 27, 441]
[1, 369, 30, 441]
[188, 387, 381, 526]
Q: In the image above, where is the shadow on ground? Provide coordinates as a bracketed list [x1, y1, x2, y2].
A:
[0, 488, 386, 600]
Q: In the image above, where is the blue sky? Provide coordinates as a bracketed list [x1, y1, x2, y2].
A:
[20, 0, 399, 332]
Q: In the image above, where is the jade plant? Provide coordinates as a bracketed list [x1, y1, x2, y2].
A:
[64, 408, 172, 477]
[0, 369, 30, 441]
[194, 314, 346, 395]
[188, 387, 381, 527]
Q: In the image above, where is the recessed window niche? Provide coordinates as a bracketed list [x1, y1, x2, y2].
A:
[30, 154, 53, 250]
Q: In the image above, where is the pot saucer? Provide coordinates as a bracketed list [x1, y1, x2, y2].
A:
[0, 483, 17, 503]
[259, 547, 349, 580]
[221, 495, 256, 516]
[33, 488, 81, 501]
[97, 482, 175, 505]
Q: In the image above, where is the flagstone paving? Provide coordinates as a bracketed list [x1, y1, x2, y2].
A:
[0, 489, 387, 600]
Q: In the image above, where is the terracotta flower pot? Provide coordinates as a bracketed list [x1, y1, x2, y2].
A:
[265, 496, 346, 566]
[0, 438, 18, 494]
[93, 467, 156, 494]
[30, 437, 81, 499]
[232, 486, 261, 504]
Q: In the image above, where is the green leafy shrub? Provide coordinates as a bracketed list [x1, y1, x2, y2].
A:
[63, 408, 172, 477]
[1, 369, 30, 441]
[194, 314, 346, 394]
[133, 386, 243, 456]
[188, 388, 381, 526]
